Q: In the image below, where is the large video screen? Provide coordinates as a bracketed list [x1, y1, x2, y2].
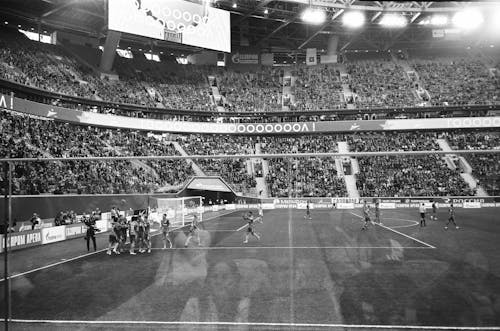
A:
[108, 0, 231, 53]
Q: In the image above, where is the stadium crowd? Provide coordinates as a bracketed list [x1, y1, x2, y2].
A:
[356, 155, 474, 197]
[0, 109, 193, 194]
[179, 134, 257, 194]
[1, 27, 499, 118]
[444, 130, 500, 195]
[412, 57, 499, 106]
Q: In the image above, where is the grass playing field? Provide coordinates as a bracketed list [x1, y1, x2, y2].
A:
[1, 207, 500, 331]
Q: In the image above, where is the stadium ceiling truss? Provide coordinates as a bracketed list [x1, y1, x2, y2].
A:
[0, 0, 497, 54]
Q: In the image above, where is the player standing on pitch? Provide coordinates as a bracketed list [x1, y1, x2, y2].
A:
[304, 200, 312, 220]
[258, 203, 264, 223]
[419, 203, 426, 227]
[361, 201, 373, 230]
[243, 211, 261, 243]
[375, 199, 382, 224]
[107, 219, 121, 255]
[161, 214, 172, 249]
[431, 200, 438, 221]
[445, 203, 459, 230]
[184, 214, 201, 247]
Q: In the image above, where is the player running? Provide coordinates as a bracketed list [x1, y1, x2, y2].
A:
[419, 203, 426, 227]
[243, 211, 261, 243]
[161, 214, 173, 249]
[304, 200, 312, 220]
[361, 201, 373, 230]
[444, 203, 459, 230]
[184, 214, 201, 247]
[431, 201, 438, 221]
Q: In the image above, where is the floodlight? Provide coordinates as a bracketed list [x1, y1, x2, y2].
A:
[379, 14, 407, 28]
[431, 15, 448, 26]
[301, 7, 327, 25]
[492, 8, 500, 30]
[453, 8, 483, 30]
[342, 11, 365, 28]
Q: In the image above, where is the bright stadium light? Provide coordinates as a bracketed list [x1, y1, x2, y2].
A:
[453, 8, 483, 30]
[342, 11, 365, 28]
[431, 15, 448, 26]
[301, 7, 327, 25]
[379, 14, 407, 28]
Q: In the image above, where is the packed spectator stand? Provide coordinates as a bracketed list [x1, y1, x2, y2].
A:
[0, 26, 498, 201]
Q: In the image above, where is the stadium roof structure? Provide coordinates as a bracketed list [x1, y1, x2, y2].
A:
[0, 0, 499, 55]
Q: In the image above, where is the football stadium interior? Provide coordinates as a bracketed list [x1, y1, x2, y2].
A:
[0, 0, 500, 330]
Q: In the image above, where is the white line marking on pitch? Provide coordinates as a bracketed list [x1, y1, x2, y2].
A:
[3, 319, 500, 330]
[0, 210, 238, 282]
[149, 246, 433, 250]
[350, 212, 436, 249]
[236, 223, 248, 231]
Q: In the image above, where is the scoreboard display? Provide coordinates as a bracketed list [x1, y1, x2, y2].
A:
[108, 0, 231, 53]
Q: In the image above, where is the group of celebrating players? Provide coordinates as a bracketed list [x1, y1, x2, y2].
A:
[107, 207, 152, 255]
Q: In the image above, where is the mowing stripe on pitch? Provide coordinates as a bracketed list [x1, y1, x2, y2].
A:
[350, 212, 436, 249]
[2, 319, 500, 330]
[0, 210, 238, 282]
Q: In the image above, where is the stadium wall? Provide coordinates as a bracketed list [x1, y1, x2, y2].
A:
[0, 193, 176, 223]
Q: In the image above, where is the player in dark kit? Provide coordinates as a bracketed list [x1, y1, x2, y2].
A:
[304, 200, 312, 220]
[83, 214, 99, 251]
[137, 216, 147, 253]
[445, 203, 459, 230]
[361, 201, 373, 230]
[243, 211, 261, 243]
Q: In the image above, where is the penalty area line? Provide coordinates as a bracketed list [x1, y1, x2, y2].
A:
[3, 319, 500, 330]
[350, 212, 436, 249]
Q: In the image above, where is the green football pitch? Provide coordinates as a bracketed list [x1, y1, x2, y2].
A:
[1, 207, 500, 331]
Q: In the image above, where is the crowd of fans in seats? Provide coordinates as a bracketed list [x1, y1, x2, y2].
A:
[0, 109, 193, 194]
[1, 27, 499, 117]
[292, 65, 347, 111]
[260, 135, 347, 197]
[346, 60, 417, 108]
[347, 131, 439, 152]
[443, 130, 499, 195]
[214, 67, 283, 112]
[411, 57, 499, 106]
[356, 155, 473, 197]
[179, 134, 257, 194]
[266, 158, 346, 197]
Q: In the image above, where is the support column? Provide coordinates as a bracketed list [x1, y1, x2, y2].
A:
[99, 30, 121, 73]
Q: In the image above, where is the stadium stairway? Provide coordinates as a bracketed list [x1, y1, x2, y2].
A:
[436, 138, 489, 196]
[338, 141, 360, 198]
[282, 68, 295, 111]
[337, 64, 356, 110]
[254, 143, 269, 198]
[98, 138, 160, 179]
[170, 141, 206, 176]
